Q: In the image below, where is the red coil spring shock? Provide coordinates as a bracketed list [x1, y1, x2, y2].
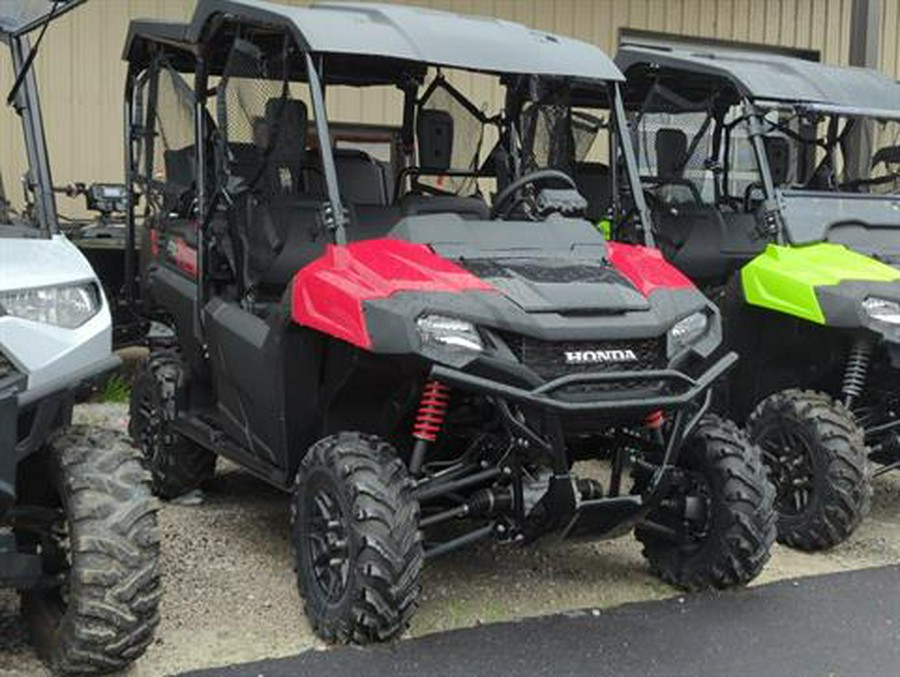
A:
[412, 380, 451, 442]
[645, 410, 665, 430]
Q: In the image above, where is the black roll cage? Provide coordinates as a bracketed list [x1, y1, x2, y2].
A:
[123, 18, 652, 327]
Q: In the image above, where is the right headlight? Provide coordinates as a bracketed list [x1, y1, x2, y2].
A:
[863, 297, 900, 325]
[416, 314, 483, 351]
[0, 282, 101, 329]
[668, 311, 709, 352]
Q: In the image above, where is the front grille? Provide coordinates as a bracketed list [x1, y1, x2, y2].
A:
[498, 333, 665, 385]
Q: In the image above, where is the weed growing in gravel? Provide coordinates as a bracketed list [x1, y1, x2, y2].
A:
[98, 374, 131, 403]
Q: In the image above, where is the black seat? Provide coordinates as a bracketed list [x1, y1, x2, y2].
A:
[656, 128, 688, 179]
[574, 162, 612, 222]
[334, 149, 390, 206]
[254, 196, 329, 292]
[259, 98, 308, 195]
[764, 136, 791, 186]
[305, 149, 392, 207]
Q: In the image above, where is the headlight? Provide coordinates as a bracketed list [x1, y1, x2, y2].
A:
[669, 311, 709, 350]
[0, 282, 101, 329]
[416, 315, 484, 353]
[863, 297, 900, 325]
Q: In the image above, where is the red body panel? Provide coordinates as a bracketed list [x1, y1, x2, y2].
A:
[174, 239, 198, 277]
[291, 238, 494, 349]
[605, 242, 694, 296]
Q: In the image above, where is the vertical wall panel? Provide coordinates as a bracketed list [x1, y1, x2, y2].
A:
[0, 0, 869, 213]
[882, 0, 900, 79]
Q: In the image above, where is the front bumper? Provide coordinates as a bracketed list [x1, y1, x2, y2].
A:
[426, 351, 737, 540]
[0, 354, 119, 518]
[432, 351, 736, 415]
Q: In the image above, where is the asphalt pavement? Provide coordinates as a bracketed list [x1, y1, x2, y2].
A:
[185, 565, 900, 677]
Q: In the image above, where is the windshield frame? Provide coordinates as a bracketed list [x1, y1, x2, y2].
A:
[740, 98, 900, 245]
[0, 31, 59, 234]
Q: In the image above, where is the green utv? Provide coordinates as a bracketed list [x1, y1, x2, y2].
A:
[613, 42, 900, 550]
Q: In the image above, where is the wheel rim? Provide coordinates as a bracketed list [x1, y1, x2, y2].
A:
[133, 365, 176, 469]
[756, 420, 815, 517]
[644, 468, 713, 550]
[303, 474, 351, 604]
[669, 470, 713, 551]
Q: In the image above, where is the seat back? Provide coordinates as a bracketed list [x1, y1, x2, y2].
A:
[417, 109, 454, 171]
[655, 128, 688, 179]
[335, 150, 390, 206]
[574, 162, 612, 222]
[259, 98, 308, 195]
[764, 136, 791, 186]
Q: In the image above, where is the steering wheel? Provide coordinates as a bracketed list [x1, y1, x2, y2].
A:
[743, 182, 765, 212]
[490, 169, 577, 219]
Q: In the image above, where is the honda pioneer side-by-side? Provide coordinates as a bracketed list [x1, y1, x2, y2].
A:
[616, 41, 900, 550]
[124, 0, 774, 642]
[0, 1, 161, 673]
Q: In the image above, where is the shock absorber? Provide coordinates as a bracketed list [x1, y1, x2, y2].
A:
[410, 380, 450, 476]
[842, 337, 873, 410]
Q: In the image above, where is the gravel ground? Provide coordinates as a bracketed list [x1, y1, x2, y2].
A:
[2, 403, 899, 676]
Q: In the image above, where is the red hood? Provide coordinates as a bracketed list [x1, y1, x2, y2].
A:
[291, 238, 494, 348]
[291, 238, 695, 350]
[605, 242, 694, 296]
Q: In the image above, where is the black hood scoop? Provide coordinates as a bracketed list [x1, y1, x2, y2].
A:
[459, 257, 649, 313]
[390, 214, 649, 313]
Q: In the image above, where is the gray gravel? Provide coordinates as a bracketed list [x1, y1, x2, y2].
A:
[2, 403, 899, 676]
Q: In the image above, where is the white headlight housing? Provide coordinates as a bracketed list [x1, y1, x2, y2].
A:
[416, 314, 483, 353]
[0, 282, 101, 329]
[863, 297, 900, 325]
[669, 311, 709, 351]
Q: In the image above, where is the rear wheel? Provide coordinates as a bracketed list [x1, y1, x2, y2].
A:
[636, 415, 776, 590]
[17, 426, 161, 674]
[291, 433, 423, 644]
[747, 389, 870, 551]
[129, 350, 216, 499]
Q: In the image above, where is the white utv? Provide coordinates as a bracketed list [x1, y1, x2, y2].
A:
[0, 2, 160, 673]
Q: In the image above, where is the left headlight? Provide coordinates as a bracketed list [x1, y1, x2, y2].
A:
[669, 311, 709, 351]
[416, 314, 483, 365]
[0, 282, 101, 329]
[863, 297, 900, 325]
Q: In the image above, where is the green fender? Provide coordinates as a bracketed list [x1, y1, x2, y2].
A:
[741, 243, 900, 324]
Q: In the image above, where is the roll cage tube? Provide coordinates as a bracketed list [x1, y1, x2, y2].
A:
[305, 52, 347, 245]
[611, 83, 654, 247]
[741, 97, 784, 244]
[7, 33, 58, 233]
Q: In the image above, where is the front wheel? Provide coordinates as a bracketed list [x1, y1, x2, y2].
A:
[129, 350, 216, 499]
[636, 415, 776, 590]
[291, 433, 423, 644]
[747, 389, 871, 551]
[17, 426, 161, 674]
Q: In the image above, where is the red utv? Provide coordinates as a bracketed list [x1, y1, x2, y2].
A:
[123, 0, 775, 643]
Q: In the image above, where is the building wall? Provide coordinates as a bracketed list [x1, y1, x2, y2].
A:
[0, 0, 889, 208]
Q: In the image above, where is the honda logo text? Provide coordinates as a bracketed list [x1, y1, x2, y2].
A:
[564, 349, 638, 365]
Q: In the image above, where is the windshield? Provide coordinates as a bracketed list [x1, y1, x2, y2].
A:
[753, 106, 900, 196]
[630, 82, 766, 214]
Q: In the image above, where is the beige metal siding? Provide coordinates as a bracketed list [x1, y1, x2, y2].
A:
[881, 0, 900, 81]
[0, 0, 879, 209]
